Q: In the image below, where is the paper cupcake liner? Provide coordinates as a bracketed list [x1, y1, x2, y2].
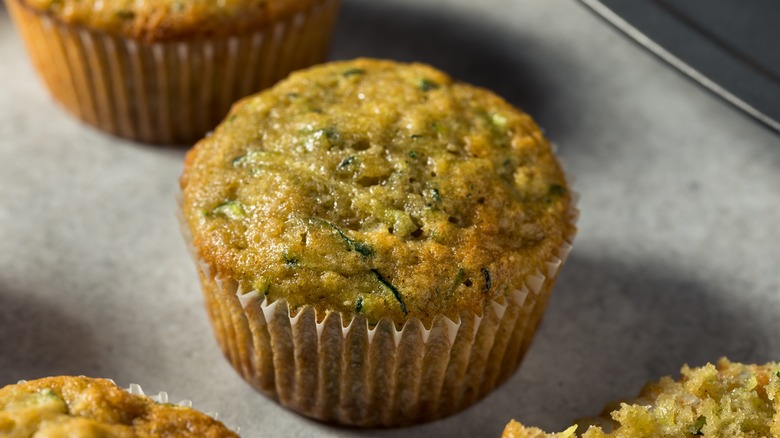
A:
[181, 194, 578, 427]
[6, 0, 341, 144]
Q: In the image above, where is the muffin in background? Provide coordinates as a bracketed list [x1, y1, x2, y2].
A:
[0, 376, 238, 437]
[5, 0, 341, 144]
[180, 58, 577, 426]
[502, 358, 780, 438]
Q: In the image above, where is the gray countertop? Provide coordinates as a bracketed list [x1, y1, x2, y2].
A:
[1, 0, 779, 436]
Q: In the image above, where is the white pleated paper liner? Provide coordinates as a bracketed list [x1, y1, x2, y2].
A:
[180, 189, 578, 427]
[6, 0, 341, 144]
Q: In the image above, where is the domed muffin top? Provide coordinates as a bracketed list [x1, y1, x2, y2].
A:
[21, 0, 314, 41]
[0, 376, 237, 437]
[182, 58, 574, 324]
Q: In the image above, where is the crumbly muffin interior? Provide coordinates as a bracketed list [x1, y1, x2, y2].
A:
[182, 58, 572, 324]
[0, 376, 237, 438]
[503, 358, 780, 438]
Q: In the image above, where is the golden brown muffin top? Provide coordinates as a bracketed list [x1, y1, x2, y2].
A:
[182, 58, 574, 325]
[502, 358, 780, 438]
[20, 0, 314, 42]
[0, 376, 238, 437]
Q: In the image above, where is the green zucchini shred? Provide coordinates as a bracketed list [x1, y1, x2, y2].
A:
[448, 268, 465, 295]
[304, 127, 341, 150]
[210, 200, 245, 220]
[232, 150, 266, 167]
[283, 252, 299, 266]
[337, 155, 357, 169]
[482, 268, 491, 292]
[691, 415, 706, 435]
[39, 389, 59, 399]
[312, 218, 373, 256]
[419, 78, 440, 91]
[431, 188, 442, 203]
[355, 296, 364, 313]
[253, 278, 271, 296]
[231, 155, 246, 166]
[549, 183, 566, 196]
[316, 127, 340, 141]
[342, 68, 366, 77]
[372, 269, 408, 315]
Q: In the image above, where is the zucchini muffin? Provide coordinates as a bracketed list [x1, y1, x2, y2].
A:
[502, 358, 780, 438]
[5, 0, 340, 144]
[181, 58, 577, 426]
[0, 376, 237, 437]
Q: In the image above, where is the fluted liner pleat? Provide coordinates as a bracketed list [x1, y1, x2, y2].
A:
[7, 0, 341, 145]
